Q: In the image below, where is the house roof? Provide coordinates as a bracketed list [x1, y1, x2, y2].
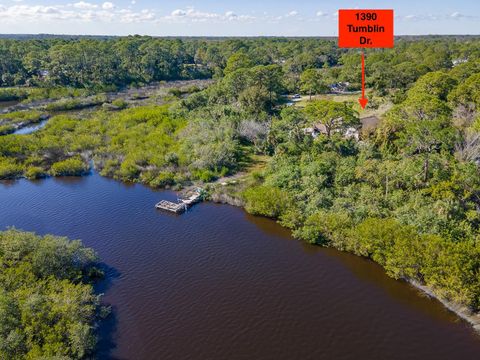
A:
[313, 123, 328, 133]
[360, 116, 380, 130]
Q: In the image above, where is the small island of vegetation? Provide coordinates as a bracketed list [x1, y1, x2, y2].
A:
[0, 229, 104, 359]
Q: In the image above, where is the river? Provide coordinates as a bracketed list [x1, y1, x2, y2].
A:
[11, 119, 49, 135]
[1, 172, 480, 359]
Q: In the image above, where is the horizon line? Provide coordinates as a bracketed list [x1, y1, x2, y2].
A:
[1, 33, 480, 38]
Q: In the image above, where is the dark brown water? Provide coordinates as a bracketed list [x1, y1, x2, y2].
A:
[1, 173, 480, 360]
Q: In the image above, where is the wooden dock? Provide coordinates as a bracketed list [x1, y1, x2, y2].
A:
[155, 200, 187, 214]
[180, 189, 203, 205]
[155, 188, 204, 214]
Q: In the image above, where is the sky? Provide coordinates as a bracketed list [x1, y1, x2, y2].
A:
[0, 0, 478, 36]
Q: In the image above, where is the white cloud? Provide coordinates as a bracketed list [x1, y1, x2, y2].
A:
[73, 2, 98, 10]
[2, 3, 475, 34]
[400, 13, 476, 21]
[0, 4, 257, 25]
[225, 11, 238, 20]
[102, 2, 115, 10]
[171, 9, 187, 17]
[118, 9, 154, 23]
[449, 12, 470, 19]
[0, 3, 155, 24]
[393, 10, 480, 22]
[164, 7, 254, 22]
[0, 5, 63, 20]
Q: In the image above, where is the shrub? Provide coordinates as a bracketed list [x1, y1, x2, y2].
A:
[294, 210, 354, 246]
[45, 96, 105, 111]
[24, 166, 46, 179]
[0, 157, 23, 179]
[0, 124, 14, 135]
[117, 159, 140, 180]
[151, 172, 175, 187]
[0, 111, 46, 134]
[0, 110, 44, 122]
[98, 159, 120, 177]
[243, 185, 293, 218]
[192, 169, 216, 182]
[168, 88, 182, 97]
[0, 229, 101, 359]
[50, 157, 87, 176]
[111, 98, 128, 109]
[0, 88, 27, 101]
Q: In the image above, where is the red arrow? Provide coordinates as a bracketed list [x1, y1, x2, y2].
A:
[358, 51, 368, 109]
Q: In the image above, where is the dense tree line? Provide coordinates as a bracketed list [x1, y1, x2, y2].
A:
[2, 36, 477, 93]
[0, 36, 336, 90]
[242, 57, 480, 312]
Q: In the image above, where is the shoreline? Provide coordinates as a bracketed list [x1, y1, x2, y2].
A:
[2, 171, 480, 334]
[408, 280, 480, 332]
[209, 190, 480, 333]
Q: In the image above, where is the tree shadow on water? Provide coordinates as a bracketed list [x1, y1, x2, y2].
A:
[93, 263, 126, 360]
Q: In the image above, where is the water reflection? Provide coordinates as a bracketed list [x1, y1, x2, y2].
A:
[246, 210, 472, 327]
[12, 119, 49, 135]
[0, 173, 479, 360]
